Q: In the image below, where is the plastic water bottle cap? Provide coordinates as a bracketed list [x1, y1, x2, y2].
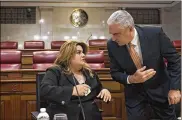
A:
[40, 108, 46, 112]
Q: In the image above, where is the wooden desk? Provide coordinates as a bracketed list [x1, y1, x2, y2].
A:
[0, 68, 127, 120]
[20, 49, 59, 69]
[89, 46, 107, 50]
[20, 49, 59, 55]
[176, 48, 181, 54]
[22, 55, 33, 69]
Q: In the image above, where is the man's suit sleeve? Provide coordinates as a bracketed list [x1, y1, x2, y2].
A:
[40, 67, 73, 104]
[159, 28, 181, 90]
[107, 41, 128, 85]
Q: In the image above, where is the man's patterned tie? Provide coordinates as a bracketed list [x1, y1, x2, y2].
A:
[128, 42, 142, 69]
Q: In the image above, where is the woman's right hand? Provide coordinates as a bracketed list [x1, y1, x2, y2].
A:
[72, 84, 90, 96]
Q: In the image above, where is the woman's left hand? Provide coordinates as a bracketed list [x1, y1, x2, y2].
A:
[97, 89, 111, 102]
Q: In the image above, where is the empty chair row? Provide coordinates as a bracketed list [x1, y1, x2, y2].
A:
[33, 50, 105, 70]
[1, 40, 181, 49]
[1, 50, 105, 70]
[0, 39, 108, 49]
[1, 50, 22, 70]
[0, 41, 44, 49]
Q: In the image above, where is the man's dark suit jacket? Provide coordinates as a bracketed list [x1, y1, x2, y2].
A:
[40, 66, 103, 120]
[107, 25, 181, 108]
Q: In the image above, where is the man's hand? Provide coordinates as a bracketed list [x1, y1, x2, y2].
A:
[129, 66, 156, 84]
[168, 90, 181, 105]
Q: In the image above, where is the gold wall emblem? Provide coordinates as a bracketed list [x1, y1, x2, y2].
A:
[70, 9, 88, 28]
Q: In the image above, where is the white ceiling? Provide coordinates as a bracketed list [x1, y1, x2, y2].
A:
[0, 0, 175, 3]
[0, 0, 175, 2]
[0, 1, 180, 8]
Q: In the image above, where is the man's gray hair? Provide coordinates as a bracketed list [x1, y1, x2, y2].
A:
[107, 10, 134, 28]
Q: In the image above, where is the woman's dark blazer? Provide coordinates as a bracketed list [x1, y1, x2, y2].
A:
[40, 66, 103, 120]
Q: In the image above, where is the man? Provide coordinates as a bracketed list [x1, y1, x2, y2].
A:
[107, 10, 181, 120]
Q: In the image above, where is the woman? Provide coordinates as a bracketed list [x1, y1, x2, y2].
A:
[40, 41, 111, 120]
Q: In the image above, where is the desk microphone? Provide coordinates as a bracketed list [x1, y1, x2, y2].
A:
[86, 33, 92, 43]
[72, 76, 86, 120]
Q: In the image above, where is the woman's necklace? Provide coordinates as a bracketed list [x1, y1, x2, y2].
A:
[74, 73, 86, 84]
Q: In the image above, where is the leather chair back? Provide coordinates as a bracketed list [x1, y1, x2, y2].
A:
[172, 40, 181, 48]
[24, 41, 45, 49]
[51, 41, 66, 49]
[89, 39, 107, 46]
[31, 72, 49, 119]
[36, 72, 47, 111]
[1, 50, 21, 70]
[33, 51, 59, 70]
[85, 50, 105, 69]
[0, 41, 18, 49]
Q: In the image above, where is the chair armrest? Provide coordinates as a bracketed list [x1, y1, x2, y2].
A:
[94, 99, 104, 112]
[31, 111, 39, 120]
[99, 109, 104, 112]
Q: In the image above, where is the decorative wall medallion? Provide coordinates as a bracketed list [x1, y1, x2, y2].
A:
[70, 9, 88, 28]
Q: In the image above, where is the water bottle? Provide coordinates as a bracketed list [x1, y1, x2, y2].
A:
[177, 117, 181, 120]
[37, 108, 49, 120]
